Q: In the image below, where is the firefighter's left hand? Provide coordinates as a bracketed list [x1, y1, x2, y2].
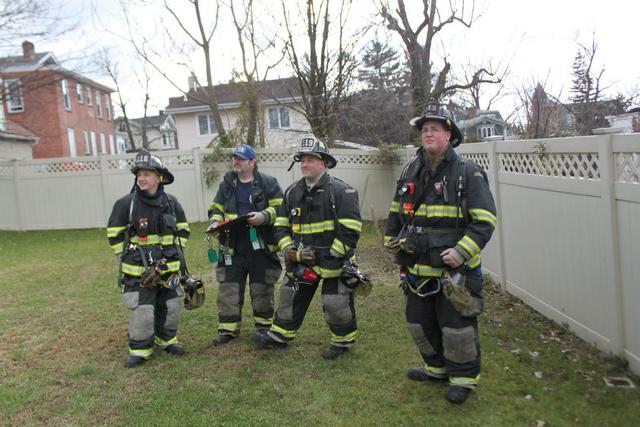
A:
[440, 248, 465, 268]
[247, 211, 269, 226]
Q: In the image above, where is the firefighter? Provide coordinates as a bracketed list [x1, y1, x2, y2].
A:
[384, 102, 497, 403]
[107, 150, 191, 368]
[251, 137, 363, 360]
[206, 144, 284, 345]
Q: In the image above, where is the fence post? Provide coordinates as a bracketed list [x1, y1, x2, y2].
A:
[487, 140, 507, 292]
[99, 155, 110, 226]
[598, 135, 625, 357]
[12, 159, 24, 230]
[192, 147, 206, 222]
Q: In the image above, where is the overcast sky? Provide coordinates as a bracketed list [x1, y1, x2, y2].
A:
[10, 0, 638, 120]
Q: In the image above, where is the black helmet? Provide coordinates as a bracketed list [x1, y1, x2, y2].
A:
[293, 137, 337, 169]
[131, 149, 174, 185]
[409, 101, 463, 147]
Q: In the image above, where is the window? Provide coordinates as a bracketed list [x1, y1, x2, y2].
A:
[117, 136, 126, 154]
[477, 125, 496, 139]
[4, 79, 24, 113]
[105, 95, 111, 120]
[268, 106, 290, 128]
[197, 113, 218, 136]
[96, 92, 103, 118]
[90, 131, 97, 156]
[162, 132, 174, 147]
[109, 134, 115, 154]
[61, 79, 71, 111]
[76, 83, 83, 103]
[67, 128, 77, 158]
[86, 87, 92, 106]
[83, 130, 90, 155]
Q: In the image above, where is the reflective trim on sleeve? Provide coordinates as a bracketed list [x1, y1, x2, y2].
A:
[111, 242, 124, 255]
[166, 260, 181, 273]
[209, 202, 224, 212]
[330, 238, 351, 256]
[176, 222, 190, 232]
[338, 218, 362, 232]
[469, 208, 497, 227]
[384, 235, 393, 245]
[122, 263, 145, 277]
[291, 220, 335, 234]
[277, 235, 294, 251]
[465, 253, 481, 269]
[210, 214, 224, 223]
[268, 198, 283, 207]
[173, 236, 189, 247]
[457, 235, 480, 256]
[389, 201, 400, 213]
[275, 216, 290, 227]
[407, 263, 445, 278]
[107, 226, 126, 238]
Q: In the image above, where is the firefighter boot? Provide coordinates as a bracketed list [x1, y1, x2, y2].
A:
[164, 343, 185, 356]
[250, 331, 287, 349]
[321, 345, 349, 360]
[445, 385, 472, 404]
[407, 367, 448, 382]
[212, 334, 236, 346]
[124, 355, 147, 368]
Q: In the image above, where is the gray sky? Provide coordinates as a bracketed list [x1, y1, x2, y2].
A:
[11, 0, 638, 120]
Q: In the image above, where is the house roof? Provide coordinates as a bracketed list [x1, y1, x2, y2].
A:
[131, 114, 171, 128]
[166, 77, 302, 112]
[457, 114, 506, 130]
[1, 120, 38, 143]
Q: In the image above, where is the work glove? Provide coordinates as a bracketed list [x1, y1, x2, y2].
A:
[286, 247, 316, 264]
[247, 210, 269, 226]
[386, 237, 418, 254]
[441, 270, 472, 313]
[206, 221, 225, 244]
[206, 221, 219, 234]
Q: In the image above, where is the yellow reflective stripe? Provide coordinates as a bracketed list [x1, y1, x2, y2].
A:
[161, 235, 175, 245]
[389, 201, 400, 213]
[407, 263, 444, 278]
[450, 374, 480, 386]
[331, 330, 357, 343]
[466, 253, 481, 269]
[469, 208, 497, 227]
[425, 364, 447, 375]
[415, 205, 464, 218]
[176, 222, 190, 231]
[265, 207, 277, 222]
[331, 239, 348, 256]
[111, 242, 124, 254]
[457, 235, 480, 256]
[271, 324, 296, 339]
[129, 347, 153, 358]
[210, 214, 223, 222]
[107, 226, 126, 238]
[166, 261, 181, 272]
[218, 322, 240, 333]
[275, 216, 290, 227]
[254, 316, 272, 326]
[311, 265, 343, 279]
[384, 235, 393, 245]
[277, 235, 294, 251]
[131, 234, 162, 245]
[174, 236, 188, 247]
[338, 218, 362, 232]
[122, 263, 145, 276]
[209, 202, 224, 212]
[292, 220, 335, 234]
[226, 213, 238, 220]
[269, 198, 283, 207]
[154, 336, 178, 348]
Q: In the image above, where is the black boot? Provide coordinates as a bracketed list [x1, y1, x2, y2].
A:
[321, 345, 349, 360]
[124, 355, 146, 368]
[250, 331, 287, 349]
[445, 385, 472, 404]
[163, 343, 185, 356]
[212, 334, 236, 346]
[407, 367, 448, 382]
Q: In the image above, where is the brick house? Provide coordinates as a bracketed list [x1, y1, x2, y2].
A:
[0, 41, 117, 159]
[165, 77, 310, 150]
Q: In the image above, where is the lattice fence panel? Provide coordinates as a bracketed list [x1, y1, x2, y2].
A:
[462, 153, 490, 171]
[615, 153, 640, 183]
[107, 158, 135, 170]
[500, 152, 600, 179]
[257, 152, 294, 163]
[334, 153, 386, 165]
[0, 164, 13, 176]
[17, 160, 101, 176]
[161, 153, 194, 166]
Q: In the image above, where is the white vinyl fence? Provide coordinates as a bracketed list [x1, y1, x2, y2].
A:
[1, 135, 639, 374]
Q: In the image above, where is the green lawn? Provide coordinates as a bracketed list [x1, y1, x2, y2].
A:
[1, 223, 638, 426]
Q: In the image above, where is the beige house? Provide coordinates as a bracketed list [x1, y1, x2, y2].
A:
[165, 77, 310, 149]
[115, 111, 178, 153]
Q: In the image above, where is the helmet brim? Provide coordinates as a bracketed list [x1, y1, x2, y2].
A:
[131, 166, 175, 185]
[409, 115, 463, 148]
[293, 152, 337, 169]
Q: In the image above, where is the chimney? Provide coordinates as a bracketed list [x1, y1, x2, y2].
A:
[22, 41, 36, 60]
[188, 74, 199, 91]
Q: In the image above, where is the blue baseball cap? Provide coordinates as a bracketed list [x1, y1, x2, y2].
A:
[231, 144, 256, 160]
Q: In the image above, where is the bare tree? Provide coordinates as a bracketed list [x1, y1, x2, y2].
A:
[380, 0, 501, 115]
[281, 0, 365, 140]
[0, 0, 74, 49]
[228, 0, 285, 147]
